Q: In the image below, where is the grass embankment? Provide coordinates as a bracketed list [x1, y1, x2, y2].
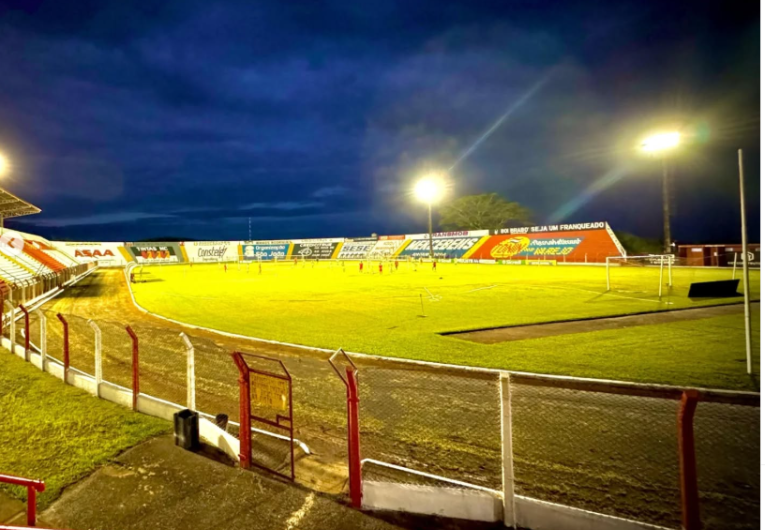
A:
[0, 351, 169, 507]
[133, 262, 760, 390]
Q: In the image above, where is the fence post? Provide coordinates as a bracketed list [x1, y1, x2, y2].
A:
[56, 313, 69, 384]
[180, 332, 195, 410]
[346, 366, 362, 508]
[5, 300, 15, 356]
[89, 320, 102, 398]
[500, 372, 516, 528]
[232, 352, 251, 469]
[678, 389, 701, 530]
[34, 309, 46, 372]
[19, 304, 29, 361]
[126, 326, 139, 411]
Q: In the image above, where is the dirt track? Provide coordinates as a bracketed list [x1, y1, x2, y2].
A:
[450, 303, 755, 343]
[29, 269, 760, 530]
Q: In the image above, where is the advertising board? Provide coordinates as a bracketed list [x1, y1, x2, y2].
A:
[241, 242, 291, 260]
[185, 241, 241, 262]
[52, 241, 128, 265]
[126, 242, 185, 263]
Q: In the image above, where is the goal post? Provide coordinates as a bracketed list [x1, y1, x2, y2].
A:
[606, 255, 674, 297]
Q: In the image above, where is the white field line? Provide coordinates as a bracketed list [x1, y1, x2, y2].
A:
[120, 269, 762, 400]
[523, 283, 671, 305]
[284, 492, 316, 530]
[467, 284, 498, 293]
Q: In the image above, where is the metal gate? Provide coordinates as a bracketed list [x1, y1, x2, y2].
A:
[232, 351, 295, 481]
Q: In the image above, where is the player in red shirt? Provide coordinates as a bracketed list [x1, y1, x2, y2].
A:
[394, 259, 399, 270]
[359, 261, 364, 272]
[432, 260, 437, 271]
[378, 263, 383, 274]
[224, 263, 228, 272]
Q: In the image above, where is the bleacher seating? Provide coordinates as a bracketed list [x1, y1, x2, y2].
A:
[22, 240, 65, 272]
[28, 239, 78, 267]
[0, 253, 35, 284]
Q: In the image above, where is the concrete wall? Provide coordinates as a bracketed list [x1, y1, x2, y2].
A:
[362, 482, 671, 530]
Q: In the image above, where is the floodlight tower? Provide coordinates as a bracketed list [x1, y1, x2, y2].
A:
[641, 132, 680, 254]
[414, 175, 445, 259]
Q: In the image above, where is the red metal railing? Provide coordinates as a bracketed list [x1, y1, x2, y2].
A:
[0, 473, 45, 527]
[55, 314, 69, 383]
[328, 349, 362, 508]
[678, 390, 701, 530]
[126, 326, 139, 410]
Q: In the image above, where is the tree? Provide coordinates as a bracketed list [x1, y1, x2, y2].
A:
[438, 193, 532, 231]
[613, 231, 663, 255]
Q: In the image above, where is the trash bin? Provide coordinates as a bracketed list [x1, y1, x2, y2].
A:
[174, 409, 200, 451]
[214, 413, 229, 432]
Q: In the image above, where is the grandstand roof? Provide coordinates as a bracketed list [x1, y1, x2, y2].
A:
[0, 188, 41, 219]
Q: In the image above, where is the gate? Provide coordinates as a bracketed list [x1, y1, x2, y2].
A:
[232, 351, 295, 481]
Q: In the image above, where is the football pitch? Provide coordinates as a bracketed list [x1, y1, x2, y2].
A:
[131, 261, 761, 390]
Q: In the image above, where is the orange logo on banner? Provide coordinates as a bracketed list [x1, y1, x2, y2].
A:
[490, 236, 530, 258]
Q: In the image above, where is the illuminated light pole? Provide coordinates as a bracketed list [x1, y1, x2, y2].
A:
[641, 132, 680, 254]
[0, 152, 9, 235]
[414, 176, 445, 260]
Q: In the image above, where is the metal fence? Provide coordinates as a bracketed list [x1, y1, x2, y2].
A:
[4, 301, 759, 530]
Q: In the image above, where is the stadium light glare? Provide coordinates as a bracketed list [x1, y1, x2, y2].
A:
[0, 153, 8, 176]
[414, 176, 445, 204]
[640, 131, 681, 254]
[641, 132, 680, 153]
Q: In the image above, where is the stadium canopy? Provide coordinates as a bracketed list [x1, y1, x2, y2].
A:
[0, 187, 41, 221]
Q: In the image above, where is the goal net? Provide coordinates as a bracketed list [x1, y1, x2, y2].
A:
[606, 255, 674, 297]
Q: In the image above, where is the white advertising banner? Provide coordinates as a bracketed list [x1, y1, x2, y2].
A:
[184, 241, 241, 262]
[368, 239, 406, 259]
[52, 241, 128, 265]
[337, 241, 376, 259]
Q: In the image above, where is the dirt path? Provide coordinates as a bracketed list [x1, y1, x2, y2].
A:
[449, 303, 755, 344]
[32, 269, 759, 530]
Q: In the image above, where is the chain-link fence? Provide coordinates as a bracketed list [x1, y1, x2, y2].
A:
[5, 303, 759, 529]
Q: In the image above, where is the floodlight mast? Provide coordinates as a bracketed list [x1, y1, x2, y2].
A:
[641, 132, 680, 254]
[414, 176, 445, 260]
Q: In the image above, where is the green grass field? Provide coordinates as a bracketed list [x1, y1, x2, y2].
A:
[0, 351, 168, 507]
[132, 261, 760, 390]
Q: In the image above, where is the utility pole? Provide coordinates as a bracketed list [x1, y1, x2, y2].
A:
[738, 149, 752, 374]
[662, 158, 672, 254]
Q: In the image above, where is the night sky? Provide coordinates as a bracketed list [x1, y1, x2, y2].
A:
[0, 0, 759, 243]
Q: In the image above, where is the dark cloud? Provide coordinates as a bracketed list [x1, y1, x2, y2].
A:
[0, 0, 758, 243]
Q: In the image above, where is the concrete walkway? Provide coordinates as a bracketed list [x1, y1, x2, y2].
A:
[450, 302, 756, 344]
[41, 436, 496, 530]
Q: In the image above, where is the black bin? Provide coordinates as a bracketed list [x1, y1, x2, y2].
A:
[174, 409, 200, 451]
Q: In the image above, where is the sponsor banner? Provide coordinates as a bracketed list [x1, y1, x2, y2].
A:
[466, 228, 621, 263]
[490, 222, 608, 235]
[405, 230, 487, 240]
[723, 248, 761, 267]
[52, 241, 128, 265]
[379, 234, 406, 240]
[291, 241, 340, 259]
[290, 238, 343, 244]
[337, 241, 376, 259]
[185, 241, 241, 262]
[348, 237, 378, 242]
[241, 243, 290, 260]
[398, 236, 482, 259]
[126, 242, 185, 263]
[368, 239, 406, 259]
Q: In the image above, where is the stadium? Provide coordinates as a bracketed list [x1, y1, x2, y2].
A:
[0, 187, 758, 530]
